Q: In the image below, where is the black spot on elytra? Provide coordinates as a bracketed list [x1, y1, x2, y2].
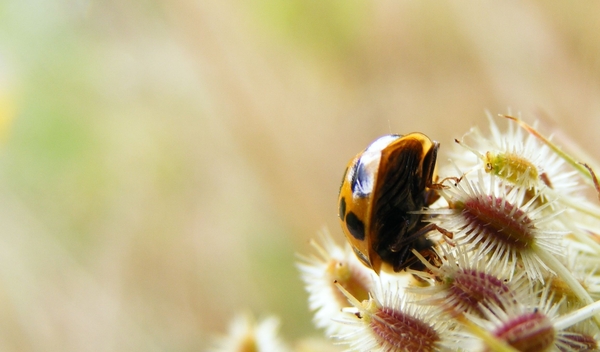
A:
[338, 197, 346, 221]
[345, 211, 365, 241]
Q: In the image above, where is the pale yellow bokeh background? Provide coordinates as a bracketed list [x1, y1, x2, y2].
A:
[1, 1, 600, 350]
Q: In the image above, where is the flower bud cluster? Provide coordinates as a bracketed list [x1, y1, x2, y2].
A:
[297, 114, 600, 351]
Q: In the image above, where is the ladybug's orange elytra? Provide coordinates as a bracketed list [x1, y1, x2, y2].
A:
[338, 133, 440, 274]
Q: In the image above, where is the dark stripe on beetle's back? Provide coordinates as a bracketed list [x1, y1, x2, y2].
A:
[372, 139, 425, 262]
[375, 138, 424, 219]
[345, 211, 365, 240]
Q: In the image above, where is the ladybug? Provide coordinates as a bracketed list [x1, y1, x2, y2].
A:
[338, 133, 443, 274]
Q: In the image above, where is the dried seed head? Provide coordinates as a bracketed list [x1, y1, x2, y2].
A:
[461, 193, 536, 251]
[369, 305, 440, 351]
[335, 281, 457, 352]
[556, 331, 598, 351]
[409, 246, 524, 318]
[448, 268, 513, 316]
[297, 230, 375, 335]
[491, 310, 555, 352]
[423, 172, 563, 281]
[466, 284, 596, 352]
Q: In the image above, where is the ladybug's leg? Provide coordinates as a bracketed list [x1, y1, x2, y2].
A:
[429, 175, 463, 190]
[413, 247, 443, 271]
[437, 226, 455, 247]
[390, 223, 453, 252]
[394, 253, 425, 272]
[424, 176, 463, 206]
[390, 223, 453, 272]
[392, 238, 439, 272]
[421, 223, 455, 246]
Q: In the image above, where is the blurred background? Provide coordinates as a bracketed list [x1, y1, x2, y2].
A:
[1, 1, 600, 350]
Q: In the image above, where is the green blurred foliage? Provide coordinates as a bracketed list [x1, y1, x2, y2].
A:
[249, 0, 368, 57]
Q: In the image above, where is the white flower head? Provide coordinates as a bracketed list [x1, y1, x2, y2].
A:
[292, 112, 600, 351]
[449, 113, 585, 201]
[467, 286, 598, 352]
[296, 229, 376, 336]
[408, 244, 531, 318]
[334, 278, 463, 352]
[565, 242, 600, 302]
[208, 312, 291, 352]
[422, 170, 565, 282]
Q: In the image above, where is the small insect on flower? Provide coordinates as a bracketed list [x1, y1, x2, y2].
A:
[337, 133, 450, 274]
[452, 114, 560, 192]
